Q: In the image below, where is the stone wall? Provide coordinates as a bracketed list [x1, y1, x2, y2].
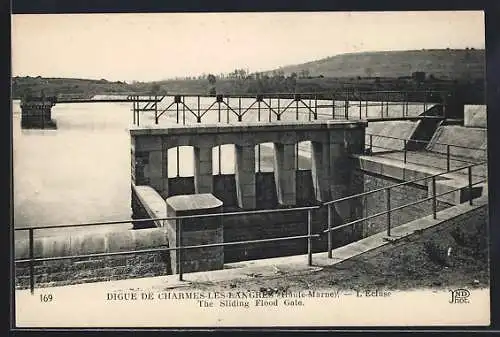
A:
[15, 228, 170, 289]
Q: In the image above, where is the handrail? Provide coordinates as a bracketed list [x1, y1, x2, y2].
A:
[126, 89, 450, 99]
[15, 233, 321, 264]
[366, 132, 487, 152]
[323, 178, 487, 234]
[366, 143, 484, 167]
[323, 161, 486, 206]
[15, 205, 320, 232]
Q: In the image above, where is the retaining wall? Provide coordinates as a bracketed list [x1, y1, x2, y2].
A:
[15, 228, 170, 289]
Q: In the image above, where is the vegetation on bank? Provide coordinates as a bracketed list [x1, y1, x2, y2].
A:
[12, 49, 485, 103]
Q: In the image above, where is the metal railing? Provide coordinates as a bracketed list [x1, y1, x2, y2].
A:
[15, 205, 320, 294]
[15, 160, 487, 294]
[322, 161, 487, 258]
[365, 133, 487, 172]
[129, 90, 448, 127]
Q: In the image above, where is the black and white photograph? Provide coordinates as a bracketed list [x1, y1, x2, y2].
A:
[11, 11, 490, 327]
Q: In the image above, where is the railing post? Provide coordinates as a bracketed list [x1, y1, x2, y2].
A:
[405, 92, 409, 117]
[137, 103, 140, 126]
[155, 95, 159, 124]
[197, 95, 201, 123]
[314, 95, 318, 120]
[468, 166, 473, 205]
[432, 176, 437, 219]
[370, 135, 373, 153]
[308, 99, 311, 121]
[132, 100, 136, 125]
[29, 228, 35, 295]
[346, 90, 350, 119]
[307, 209, 312, 266]
[219, 145, 222, 175]
[258, 100, 261, 122]
[332, 97, 335, 119]
[183, 97, 186, 125]
[386, 188, 391, 236]
[177, 218, 183, 281]
[277, 98, 281, 121]
[327, 204, 333, 259]
[403, 140, 407, 164]
[218, 101, 221, 123]
[238, 97, 242, 121]
[446, 145, 451, 172]
[268, 97, 272, 122]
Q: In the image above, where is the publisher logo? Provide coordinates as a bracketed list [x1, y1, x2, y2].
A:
[449, 288, 470, 304]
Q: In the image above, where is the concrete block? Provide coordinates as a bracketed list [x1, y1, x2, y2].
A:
[166, 194, 223, 274]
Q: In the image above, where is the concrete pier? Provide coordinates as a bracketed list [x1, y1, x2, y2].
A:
[20, 96, 57, 129]
[165, 194, 224, 274]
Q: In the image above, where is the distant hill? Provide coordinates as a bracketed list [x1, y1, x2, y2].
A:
[12, 49, 485, 100]
[269, 49, 484, 80]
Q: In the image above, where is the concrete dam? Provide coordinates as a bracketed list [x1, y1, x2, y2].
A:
[14, 92, 488, 290]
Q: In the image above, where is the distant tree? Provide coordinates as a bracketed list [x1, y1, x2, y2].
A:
[207, 74, 217, 85]
[150, 83, 161, 95]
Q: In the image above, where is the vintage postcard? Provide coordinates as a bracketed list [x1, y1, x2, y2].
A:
[11, 11, 489, 328]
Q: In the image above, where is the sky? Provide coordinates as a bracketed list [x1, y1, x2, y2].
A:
[11, 11, 485, 83]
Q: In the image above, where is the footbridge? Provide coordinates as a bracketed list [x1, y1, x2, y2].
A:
[19, 89, 463, 129]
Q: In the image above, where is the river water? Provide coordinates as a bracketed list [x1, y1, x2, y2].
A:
[13, 96, 426, 236]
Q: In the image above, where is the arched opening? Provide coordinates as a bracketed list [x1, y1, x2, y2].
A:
[167, 146, 194, 177]
[297, 141, 312, 170]
[212, 144, 236, 175]
[255, 142, 275, 173]
[254, 142, 277, 208]
[211, 144, 238, 208]
[296, 141, 315, 205]
[167, 146, 195, 196]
